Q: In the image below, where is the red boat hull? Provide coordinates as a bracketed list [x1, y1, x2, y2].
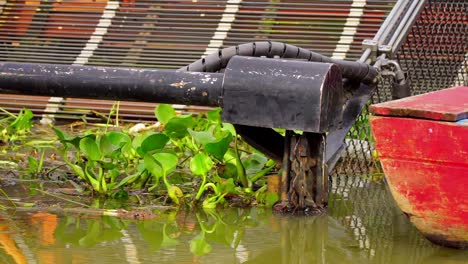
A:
[370, 116, 468, 248]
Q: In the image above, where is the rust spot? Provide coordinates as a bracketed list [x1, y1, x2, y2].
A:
[267, 175, 280, 194]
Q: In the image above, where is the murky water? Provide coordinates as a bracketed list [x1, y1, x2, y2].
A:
[0, 179, 467, 264]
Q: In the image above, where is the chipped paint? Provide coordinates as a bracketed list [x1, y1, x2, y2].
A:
[370, 113, 468, 248]
[170, 81, 191, 88]
[200, 75, 212, 84]
[370, 86, 468, 122]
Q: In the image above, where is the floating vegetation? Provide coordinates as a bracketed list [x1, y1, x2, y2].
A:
[0, 107, 34, 144]
[0, 105, 279, 209]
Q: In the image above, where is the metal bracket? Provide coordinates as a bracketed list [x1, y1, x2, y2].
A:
[362, 39, 379, 62]
[378, 44, 393, 58]
[362, 40, 394, 63]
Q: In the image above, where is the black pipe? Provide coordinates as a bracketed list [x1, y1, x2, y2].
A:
[0, 62, 224, 106]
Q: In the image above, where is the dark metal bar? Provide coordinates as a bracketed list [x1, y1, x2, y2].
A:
[0, 62, 223, 107]
[280, 130, 292, 203]
[234, 125, 284, 163]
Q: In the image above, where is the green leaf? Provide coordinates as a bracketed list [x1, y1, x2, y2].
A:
[52, 126, 70, 142]
[68, 163, 86, 181]
[234, 138, 248, 188]
[222, 123, 236, 136]
[80, 137, 101, 161]
[132, 131, 155, 155]
[205, 131, 232, 160]
[141, 133, 169, 154]
[99, 135, 113, 156]
[164, 115, 195, 138]
[144, 154, 163, 179]
[84, 166, 100, 191]
[206, 108, 221, 122]
[190, 153, 214, 176]
[218, 178, 236, 194]
[114, 172, 141, 189]
[153, 151, 178, 176]
[107, 131, 131, 146]
[97, 160, 117, 170]
[27, 156, 38, 174]
[250, 163, 275, 183]
[155, 104, 175, 125]
[202, 198, 218, 209]
[220, 162, 237, 179]
[52, 126, 84, 148]
[190, 234, 212, 256]
[9, 109, 33, 131]
[188, 129, 216, 145]
[243, 153, 268, 175]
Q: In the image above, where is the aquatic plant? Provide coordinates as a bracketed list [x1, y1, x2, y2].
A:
[0, 108, 34, 144]
[48, 104, 276, 207]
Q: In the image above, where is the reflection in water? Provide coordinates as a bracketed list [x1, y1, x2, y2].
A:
[1, 181, 467, 263]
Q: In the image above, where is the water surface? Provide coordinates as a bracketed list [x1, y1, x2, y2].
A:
[0, 178, 466, 264]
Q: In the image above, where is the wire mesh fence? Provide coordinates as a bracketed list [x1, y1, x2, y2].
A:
[397, 0, 467, 95]
[334, 0, 467, 179]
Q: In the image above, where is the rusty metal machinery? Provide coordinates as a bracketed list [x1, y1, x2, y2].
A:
[0, 41, 378, 214]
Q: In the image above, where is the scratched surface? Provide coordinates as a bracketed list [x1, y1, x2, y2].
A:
[370, 86, 468, 122]
[370, 115, 468, 248]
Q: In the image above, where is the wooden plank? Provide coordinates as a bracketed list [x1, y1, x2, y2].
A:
[370, 86, 468, 122]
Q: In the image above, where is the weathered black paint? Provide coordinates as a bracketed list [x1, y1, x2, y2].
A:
[0, 62, 224, 106]
[234, 124, 284, 163]
[222, 56, 344, 133]
[325, 81, 376, 172]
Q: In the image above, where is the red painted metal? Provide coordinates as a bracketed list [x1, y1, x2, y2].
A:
[370, 86, 468, 122]
[370, 86, 468, 249]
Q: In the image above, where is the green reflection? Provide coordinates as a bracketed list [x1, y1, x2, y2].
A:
[1, 185, 467, 263]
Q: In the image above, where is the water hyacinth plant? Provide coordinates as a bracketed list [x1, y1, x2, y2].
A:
[0, 107, 34, 144]
[48, 104, 277, 208]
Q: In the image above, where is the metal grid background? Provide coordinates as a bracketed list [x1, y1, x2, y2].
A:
[0, 0, 396, 121]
